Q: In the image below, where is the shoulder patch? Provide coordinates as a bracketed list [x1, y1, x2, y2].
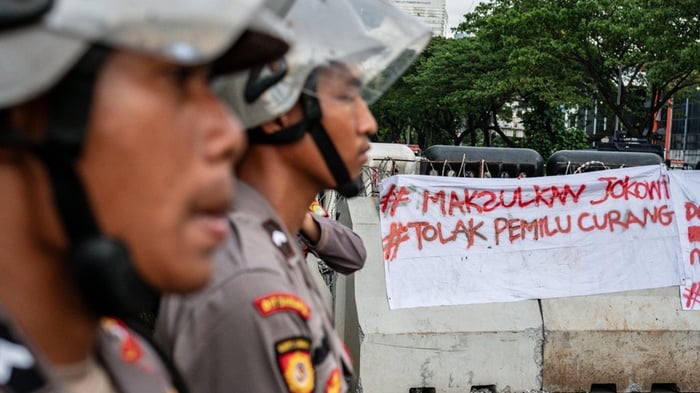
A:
[262, 219, 295, 258]
[309, 201, 329, 217]
[101, 318, 143, 364]
[0, 324, 44, 392]
[276, 337, 314, 393]
[254, 293, 311, 320]
[324, 368, 342, 393]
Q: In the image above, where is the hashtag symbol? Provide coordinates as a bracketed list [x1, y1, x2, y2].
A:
[683, 281, 700, 309]
[379, 184, 410, 217]
[383, 222, 410, 261]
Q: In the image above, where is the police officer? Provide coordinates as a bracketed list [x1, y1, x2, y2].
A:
[154, 0, 430, 392]
[0, 0, 291, 392]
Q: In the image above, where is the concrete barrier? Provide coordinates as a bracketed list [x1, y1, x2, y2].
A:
[338, 197, 544, 393]
[542, 288, 700, 393]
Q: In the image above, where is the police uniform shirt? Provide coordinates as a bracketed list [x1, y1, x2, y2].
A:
[0, 306, 178, 393]
[299, 214, 366, 275]
[155, 180, 353, 393]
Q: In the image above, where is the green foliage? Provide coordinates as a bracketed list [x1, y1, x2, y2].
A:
[372, 0, 700, 151]
[460, 0, 700, 140]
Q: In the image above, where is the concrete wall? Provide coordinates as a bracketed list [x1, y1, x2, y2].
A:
[542, 288, 700, 393]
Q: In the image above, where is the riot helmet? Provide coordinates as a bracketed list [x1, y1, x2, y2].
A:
[216, 0, 431, 197]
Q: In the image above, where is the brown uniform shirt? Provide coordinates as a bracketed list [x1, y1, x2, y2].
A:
[300, 214, 367, 275]
[155, 181, 354, 393]
[0, 307, 177, 393]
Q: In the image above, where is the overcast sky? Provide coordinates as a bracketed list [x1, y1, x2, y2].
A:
[445, 0, 481, 32]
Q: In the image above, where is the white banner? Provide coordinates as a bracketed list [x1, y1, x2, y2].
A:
[668, 170, 700, 310]
[379, 165, 684, 309]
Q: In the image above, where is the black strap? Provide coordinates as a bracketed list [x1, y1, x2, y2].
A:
[243, 59, 288, 103]
[299, 88, 361, 197]
[244, 72, 361, 197]
[30, 46, 107, 244]
[0, 0, 53, 31]
[0, 123, 36, 149]
[308, 121, 353, 188]
[37, 144, 100, 242]
[247, 121, 308, 145]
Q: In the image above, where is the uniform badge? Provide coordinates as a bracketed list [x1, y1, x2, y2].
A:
[263, 220, 295, 258]
[0, 337, 35, 384]
[0, 325, 45, 391]
[276, 337, 314, 393]
[324, 368, 342, 393]
[309, 201, 329, 217]
[101, 318, 143, 364]
[254, 293, 311, 320]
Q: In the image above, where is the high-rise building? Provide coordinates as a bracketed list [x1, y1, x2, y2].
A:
[393, 0, 447, 37]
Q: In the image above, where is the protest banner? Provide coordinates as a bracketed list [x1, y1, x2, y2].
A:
[379, 165, 684, 309]
[668, 170, 700, 310]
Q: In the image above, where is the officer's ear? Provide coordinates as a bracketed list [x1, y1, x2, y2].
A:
[259, 118, 284, 134]
[258, 102, 304, 135]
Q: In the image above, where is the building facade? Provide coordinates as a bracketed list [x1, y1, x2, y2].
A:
[575, 91, 700, 167]
[393, 0, 447, 37]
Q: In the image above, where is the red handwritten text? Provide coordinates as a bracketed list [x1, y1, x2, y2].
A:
[590, 175, 670, 205]
[383, 222, 410, 261]
[689, 227, 700, 243]
[494, 215, 572, 245]
[380, 184, 410, 217]
[686, 202, 700, 221]
[691, 249, 700, 266]
[683, 281, 700, 308]
[422, 184, 586, 216]
[578, 205, 674, 232]
[407, 219, 486, 250]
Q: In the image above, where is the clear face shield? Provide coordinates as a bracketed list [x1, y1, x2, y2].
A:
[345, 0, 432, 104]
[283, 0, 432, 103]
[216, 0, 431, 128]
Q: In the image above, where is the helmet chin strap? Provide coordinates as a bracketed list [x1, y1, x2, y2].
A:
[3, 46, 159, 320]
[301, 96, 361, 197]
[246, 78, 362, 198]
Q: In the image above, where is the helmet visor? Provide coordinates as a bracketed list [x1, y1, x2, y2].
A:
[285, 0, 431, 104]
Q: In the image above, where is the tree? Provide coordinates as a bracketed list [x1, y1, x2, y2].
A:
[372, 35, 518, 147]
[458, 0, 700, 141]
[371, 37, 456, 146]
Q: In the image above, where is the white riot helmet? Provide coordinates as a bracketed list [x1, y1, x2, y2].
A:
[0, 0, 294, 320]
[216, 0, 430, 196]
[0, 0, 294, 107]
[219, 0, 431, 128]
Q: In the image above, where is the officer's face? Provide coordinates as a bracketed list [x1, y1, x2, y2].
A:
[315, 65, 377, 182]
[78, 50, 245, 292]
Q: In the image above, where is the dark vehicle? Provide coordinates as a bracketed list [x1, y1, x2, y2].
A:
[421, 145, 545, 178]
[546, 149, 663, 175]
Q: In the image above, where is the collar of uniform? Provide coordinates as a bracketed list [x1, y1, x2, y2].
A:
[232, 180, 303, 266]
